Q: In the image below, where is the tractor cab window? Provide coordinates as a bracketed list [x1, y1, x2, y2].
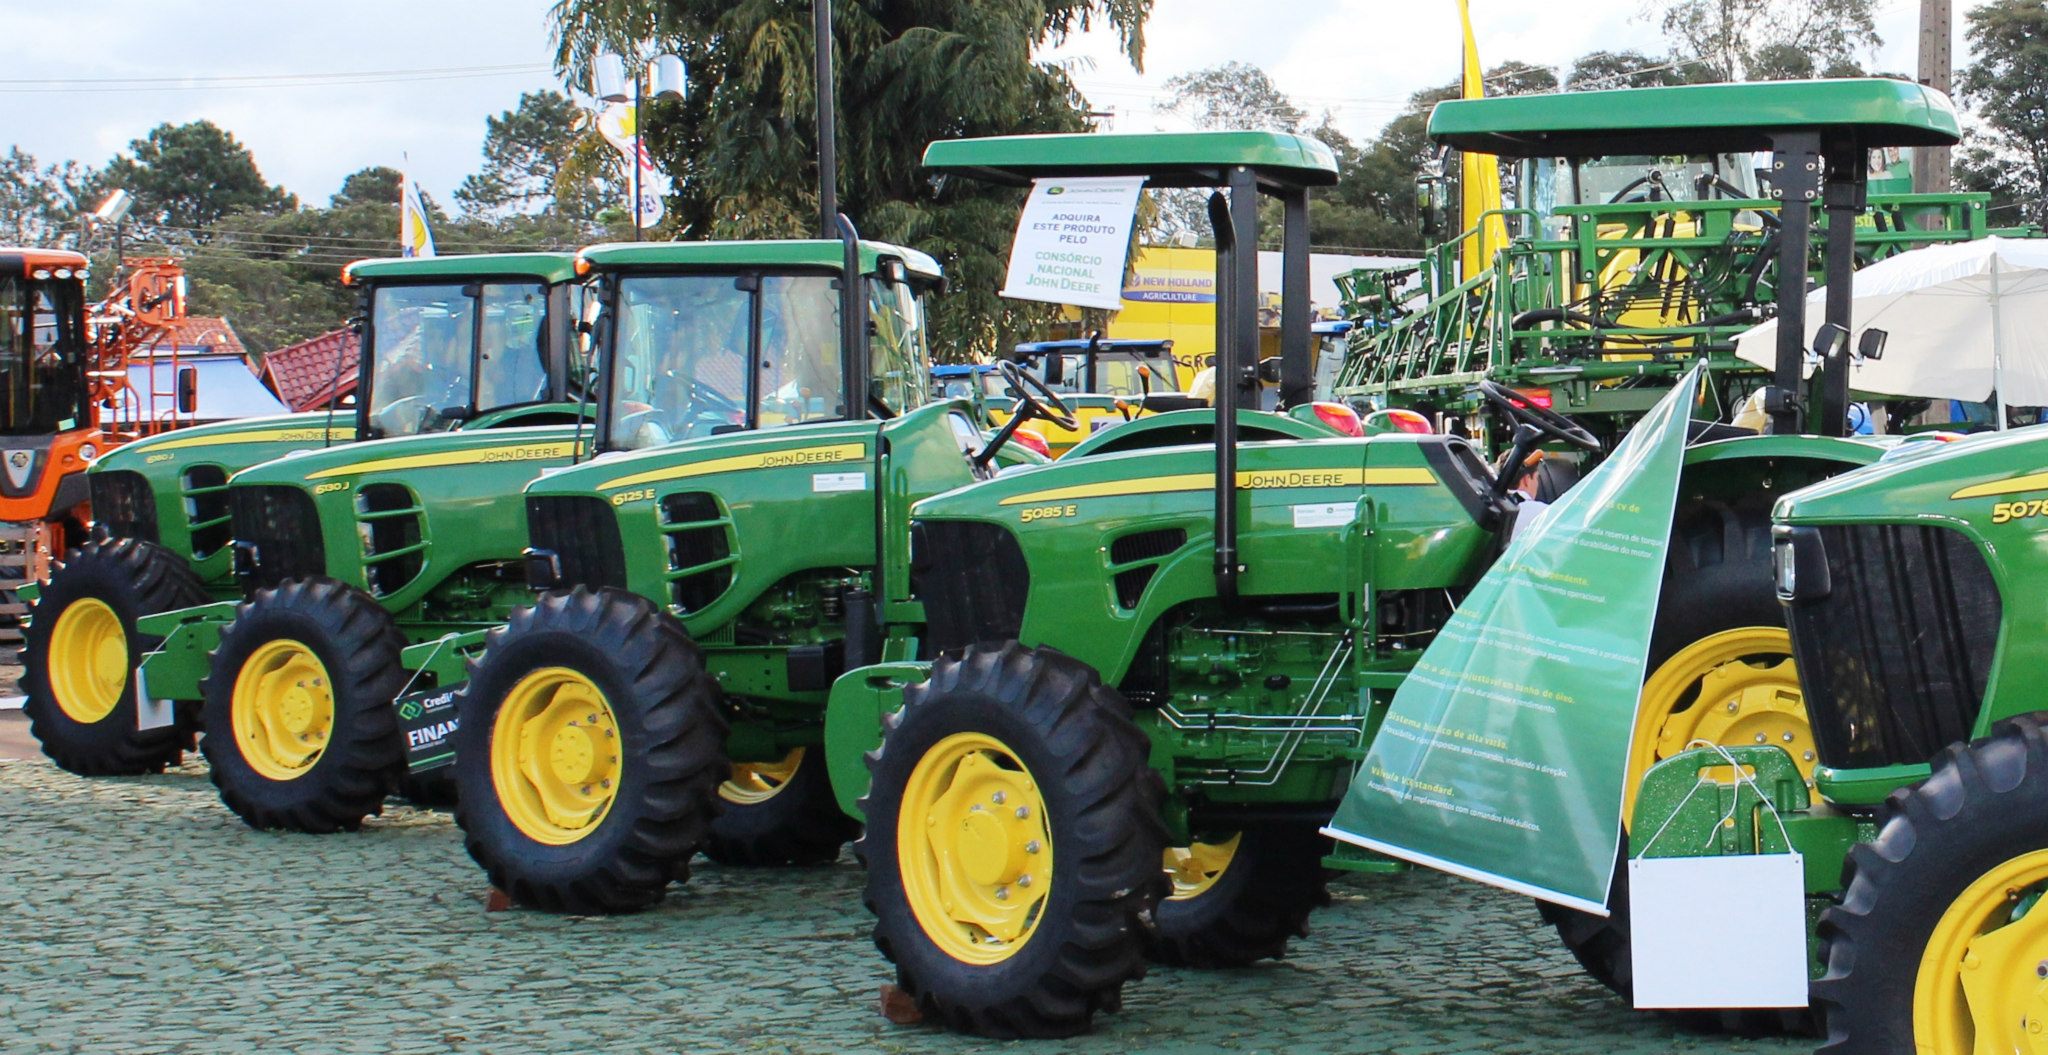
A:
[0, 276, 86, 436]
[476, 283, 550, 410]
[1547, 153, 1762, 212]
[605, 272, 846, 451]
[867, 276, 933, 416]
[365, 280, 552, 439]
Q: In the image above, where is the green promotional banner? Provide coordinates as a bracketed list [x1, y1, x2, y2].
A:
[1324, 368, 1702, 912]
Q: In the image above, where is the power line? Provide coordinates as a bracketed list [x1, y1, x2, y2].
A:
[0, 63, 554, 95]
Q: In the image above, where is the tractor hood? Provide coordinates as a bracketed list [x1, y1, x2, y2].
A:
[525, 418, 884, 505]
[91, 412, 349, 475]
[230, 424, 581, 489]
[1772, 428, 2042, 528]
[910, 432, 1501, 684]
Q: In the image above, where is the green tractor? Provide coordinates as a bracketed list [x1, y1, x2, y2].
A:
[439, 136, 1371, 917]
[814, 88, 1984, 1038]
[114, 254, 601, 830]
[22, 252, 586, 779]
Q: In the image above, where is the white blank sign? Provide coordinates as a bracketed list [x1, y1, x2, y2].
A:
[1628, 853, 1810, 1009]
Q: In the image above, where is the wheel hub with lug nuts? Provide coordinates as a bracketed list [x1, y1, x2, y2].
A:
[899, 732, 1053, 965]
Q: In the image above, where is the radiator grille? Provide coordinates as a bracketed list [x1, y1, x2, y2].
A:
[1788, 523, 2001, 770]
[913, 520, 1028, 655]
[231, 486, 325, 588]
[661, 492, 734, 614]
[526, 495, 625, 591]
[357, 483, 424, 597]
[90, 470, 157, 544]
[1110, 527, 1186, 609]
[181, 465, 231, 559]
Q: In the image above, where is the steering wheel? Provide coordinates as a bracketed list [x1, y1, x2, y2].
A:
[995, 360, 1079, 431]
[1478, 381, 1600, 452]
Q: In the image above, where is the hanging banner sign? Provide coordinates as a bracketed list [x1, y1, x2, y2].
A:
[1000, 176, 1144, 312]
[596, 102, 668, 228]
[1323, 367, 1702, 913]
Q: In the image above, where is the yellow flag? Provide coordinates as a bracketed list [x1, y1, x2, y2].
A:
[1457, 0, 1507, 279]
[400, 171, 436, 259]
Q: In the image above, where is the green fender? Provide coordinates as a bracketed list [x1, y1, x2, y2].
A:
[821, 660, 933, 820]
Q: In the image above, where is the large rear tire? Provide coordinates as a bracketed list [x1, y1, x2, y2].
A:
[1146, 824, 1331, 967]
[703, 746, 859, 866]
[199, 578, 408, 833]
[1813, 713, 2048, 1054]
[452, 588, 728, 915]
[23, 539, 207, 775]
[858, 642, 1166, 1039]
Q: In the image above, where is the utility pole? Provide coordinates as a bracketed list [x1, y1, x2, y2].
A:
[1914, 0, 1953, 196]
[814, 0, 839, 237]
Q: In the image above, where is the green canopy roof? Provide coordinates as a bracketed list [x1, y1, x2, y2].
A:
[1430, 79, 1961, 158]
[578, 239, 942, 279]
[344, 252, 581, 286]
[922, 131, 1338, 188]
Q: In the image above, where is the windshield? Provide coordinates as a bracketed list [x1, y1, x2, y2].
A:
[365, 280, 552, 438]
[868, 277, 933, 415]
[0, 277, 86, 436]
[1547, 153, 1762, 212]
[1028, 349, 1177, 397]
[606, 273, 844, 451]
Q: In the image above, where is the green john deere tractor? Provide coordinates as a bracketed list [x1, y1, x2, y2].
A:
[439, 135, 1369, 918]
[21, 252, 586, 779]
[119, 254, 599, 831]
[1604, 431, 2048, 1052]
[814, 89, 1987, 1039]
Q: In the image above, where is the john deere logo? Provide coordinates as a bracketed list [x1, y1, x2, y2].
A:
[1046, 186, 1065, 195]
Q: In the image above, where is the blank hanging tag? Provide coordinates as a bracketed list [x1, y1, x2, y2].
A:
[1628, 853, 1810, 1009]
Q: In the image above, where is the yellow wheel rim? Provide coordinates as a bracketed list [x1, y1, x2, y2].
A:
[897, 732, 1054, 965]
[1165, 833, 1242, 901]
[1626, 626, 1809, 825]
[721, 747, 805, 806]
[47, 597, 129, 724]
[1914, 848, 2048, 1055]
[489, 667, 622, 846]
[229, 639, 336, 782]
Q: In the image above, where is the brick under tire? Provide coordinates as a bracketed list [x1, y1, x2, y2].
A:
[857, 642, 1167, 1039]
[23, 539, 207, 775]
[200, 577, 408, 833]
[452, 588, 728, 915]
[1813, 713, 2048, 1054]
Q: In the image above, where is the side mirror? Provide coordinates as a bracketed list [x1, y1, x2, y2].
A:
[1857, 328, 1887, 362]
[1810, 322, 1850, 362]
[176, 366, 199, 415]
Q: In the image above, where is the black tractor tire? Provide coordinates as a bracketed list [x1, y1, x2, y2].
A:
[702, 747, 860, 867]
[1539, 497, 1813, 1035]
[22, 539, 207, 775]
[1813, 713, 2048, 1054]
[199, 578, 409, 833]
[452, 588, 728, 915]
[1146, 823, 1332, 967]
[858, 642, 1167, 1039]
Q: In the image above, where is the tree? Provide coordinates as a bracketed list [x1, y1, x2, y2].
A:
[455, 90, 604, 221]
[1163, 61, 1304, 133]
[549, 0, 1152, 358]
[332, 166, 402, 208]
[1955, 0, 2048, 227]
[1647, 0, 1879, 81]
[101, 121, 296, 234]
[1564, 50, 1693, 90]
[0, 148, 95, 248]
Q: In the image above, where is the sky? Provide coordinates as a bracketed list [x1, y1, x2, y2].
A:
[1, 0, 1986, 213]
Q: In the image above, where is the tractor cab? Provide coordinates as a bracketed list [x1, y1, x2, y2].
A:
[342, 254, 590, 440]
[0, 250, 91, 444]
[572, 238, 944, 455]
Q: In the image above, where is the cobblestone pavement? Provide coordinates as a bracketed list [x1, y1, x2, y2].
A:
[0, 757, 1813, 1055]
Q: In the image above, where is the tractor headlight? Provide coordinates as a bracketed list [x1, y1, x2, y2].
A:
[1771, 525, 1831, 604]
[77, 443, 97, 461]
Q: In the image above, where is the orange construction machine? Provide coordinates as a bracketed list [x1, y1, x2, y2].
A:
[0, 251, 200, 624]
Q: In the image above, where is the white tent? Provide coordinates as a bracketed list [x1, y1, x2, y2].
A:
[1734, 236, 2048, 429]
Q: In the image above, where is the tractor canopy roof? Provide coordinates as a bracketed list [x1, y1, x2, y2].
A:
[0, 248, 91, 275]
[578, 239, 942, 281]
[343, 252, 581, 286]
[1429, 78, 1961, 158]
[923, 131, 1338, 189]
